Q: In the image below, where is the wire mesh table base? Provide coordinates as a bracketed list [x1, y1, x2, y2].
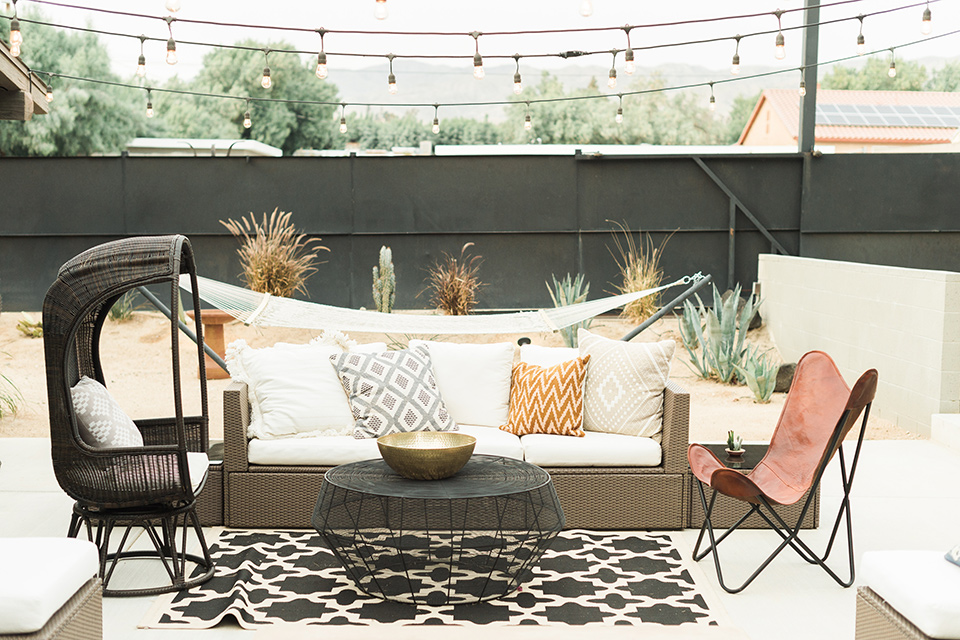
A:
[312, 455, 565, 605]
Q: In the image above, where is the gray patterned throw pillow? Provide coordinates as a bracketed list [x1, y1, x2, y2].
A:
[331, 345, 456, 439]
[70, 376, 144, 448]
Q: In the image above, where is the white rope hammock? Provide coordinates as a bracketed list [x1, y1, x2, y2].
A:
[179, 273, 699, 335]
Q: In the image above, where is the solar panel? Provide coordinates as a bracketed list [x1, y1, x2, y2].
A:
[815, 103, 960, 128]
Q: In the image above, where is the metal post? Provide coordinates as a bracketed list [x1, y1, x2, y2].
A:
[136, 286, 230, 374]
[727, 199, 737, 290]
[799, 0, 821, 153]
[621, 274, 713, 341]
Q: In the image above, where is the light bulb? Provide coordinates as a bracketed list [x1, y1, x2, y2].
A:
[607, 68, 617, 89]
[709, 95, 716, 112]
[339, 116, 347, 134]
[513, 72, 523, 95]
[624, 49, 635, 75]
[261, 68, 272, 89]
[10, 18, 21, 44]
[775, 32, 785, 60]
[315, 52, 328, 79]
[579, 0, 593, 17]
[45, 88, 53, 102]
[243, 111, 252, 129]
[165, 0, 181, 12]
[798, 81, 806, 97]
[432, 118, 440, 134]
[166, 38, 177, 65]
[146, 102, 154, 118]
[731, 54, 740, 75]
[524, 114, 532, 131]
[857, 34, 865, 56]
[921, 6, 932, 34]
[388, 73, 397, 95]
[374, 0, 388, 20]
[615, 107, 623, 124]
[137, 54, 146, 77]
[10, 42, 19, 57]
[888, 61, 897, 78]
[473, 53, 484, 79]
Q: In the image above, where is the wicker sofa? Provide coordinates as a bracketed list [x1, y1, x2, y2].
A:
[221, 378, 691, 530]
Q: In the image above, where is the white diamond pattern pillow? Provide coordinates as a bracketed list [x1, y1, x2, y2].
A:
[578, 329, 675, 442]
[330, 345, 456, 439]
[70, 376, 144, 449]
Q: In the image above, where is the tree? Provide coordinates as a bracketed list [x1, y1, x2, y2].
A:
[821, 57, 928, 91]
[159, 41, 340, 154]
[724, 91, 762, 144]
[0, 12, 150, 156]
[926, 61, 960, 92]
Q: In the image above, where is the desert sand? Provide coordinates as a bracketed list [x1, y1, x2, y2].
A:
[0, 308, 920, 443]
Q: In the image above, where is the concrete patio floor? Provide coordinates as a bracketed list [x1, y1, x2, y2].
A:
[2, 436, 958, 639]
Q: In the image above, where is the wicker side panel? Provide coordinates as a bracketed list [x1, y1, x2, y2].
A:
[4, 577, 103, 640]
[687, 476, 819, 529]
[195, 464, 223, 526]
[223, 381, 249, 473]
[855, 587, 930, 640]
[550, 472, 686, 530]
[226, 470, 329, 528]
[661, 381, 690, 476]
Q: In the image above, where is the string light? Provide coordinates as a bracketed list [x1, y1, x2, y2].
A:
[579, 0, 593, 17]
[774, 10, 786, 60]
[9, 1, 21, 58]
[387, 54, 397, 94]
[607, 50, 618, 89]
[260, 50, 272, 89]
[374, 0, 388, 21]
[888, 48, 897, 77]
[856, 15, 866, 56]
[164, 17, 177, 65]
[623, 26, 635, 75]
[339, 103, 347, 133]
[432, 104, 440, 134]
[315, 29, 328, 79]
[136, 35, 147, 78]
[708, 82, 716, 111]
[731, 35, 741, 75]
[513, 54, 523, 95]
[615, 93, 623, 124]
[145, 88, 154, 118]
[45, 75, 53, 102]
[524, 101, 532, 131]
[798, 68, 806, 96]
[921, 2, 932, 34]
[164, 0, 181, 13]
[243, 99, 252, 129]
[471, 31, 484, 80]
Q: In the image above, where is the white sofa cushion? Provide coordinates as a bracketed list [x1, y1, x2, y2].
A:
[70, 376, 144, 449]
[520, 431, 662, 467]
[520, 344, 579, 367]
[861, 550, 960, 640]
[248, 425, 521, 465]
[579, 329, 675, 442]
[227, 340, 354, 439]
[0, 537, 99, 634]
[410, 340, 515, 427]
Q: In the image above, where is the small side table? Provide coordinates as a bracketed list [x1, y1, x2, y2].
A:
[186, 309, 233, 379]
[687, 443, 820, 529]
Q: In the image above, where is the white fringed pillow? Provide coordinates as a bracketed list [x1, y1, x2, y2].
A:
[70, 376, 144, 448]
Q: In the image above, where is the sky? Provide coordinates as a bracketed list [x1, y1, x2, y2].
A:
[12, 0, 960, 115]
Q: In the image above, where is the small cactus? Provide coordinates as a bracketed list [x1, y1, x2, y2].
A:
[726, 430, 743, 452]
[372, 245, 396, 313]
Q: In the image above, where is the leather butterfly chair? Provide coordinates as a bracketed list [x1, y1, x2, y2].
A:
[43, 235, 215, 596]
[688, 350, 878, 594]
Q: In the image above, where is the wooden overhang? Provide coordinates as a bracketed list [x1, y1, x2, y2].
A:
[0, 41, 49, 121]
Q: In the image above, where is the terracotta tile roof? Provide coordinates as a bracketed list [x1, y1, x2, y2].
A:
[742, 89, 960, 145]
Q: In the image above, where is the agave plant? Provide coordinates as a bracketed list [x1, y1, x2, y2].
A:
[548, 273, 592, 348]
[736, 344, 780, 403]
[680, 284, 761, 384]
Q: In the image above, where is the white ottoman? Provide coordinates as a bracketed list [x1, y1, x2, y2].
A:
[0, 538, 101, 640]
[857, 550, 960, 640]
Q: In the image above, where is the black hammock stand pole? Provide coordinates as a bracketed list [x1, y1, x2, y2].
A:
[136, 286, 230, 374]
[620, 273, 713, 342]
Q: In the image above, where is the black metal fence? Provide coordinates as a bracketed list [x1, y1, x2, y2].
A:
[2, 151, 958, 311]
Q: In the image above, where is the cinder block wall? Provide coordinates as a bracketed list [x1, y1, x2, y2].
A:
[758, 255, 960, 437]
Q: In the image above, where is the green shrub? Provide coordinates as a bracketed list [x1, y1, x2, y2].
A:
[678, 284, 760, 384]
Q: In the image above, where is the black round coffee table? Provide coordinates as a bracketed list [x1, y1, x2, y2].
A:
[311, 454, 564, 606]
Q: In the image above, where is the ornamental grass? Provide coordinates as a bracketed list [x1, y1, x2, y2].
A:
[424, 243, 484, 316]
[608, 221, 672, 324]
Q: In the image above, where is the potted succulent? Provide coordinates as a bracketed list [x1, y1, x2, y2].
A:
[726, 430, 744, 457]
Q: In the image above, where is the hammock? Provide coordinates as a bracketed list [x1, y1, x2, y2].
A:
[179, 273, 701, 335]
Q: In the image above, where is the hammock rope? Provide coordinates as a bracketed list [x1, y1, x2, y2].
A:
[179, 273, 703, 335]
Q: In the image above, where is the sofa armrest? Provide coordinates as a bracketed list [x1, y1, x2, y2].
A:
[661, 380, 690, 475]
[223, 380, 249, 473]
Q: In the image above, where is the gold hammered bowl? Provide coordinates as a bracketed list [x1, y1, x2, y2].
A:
[377, 431, 477, 481]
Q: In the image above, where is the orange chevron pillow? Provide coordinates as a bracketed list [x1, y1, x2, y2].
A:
[499, 355, 590, 437]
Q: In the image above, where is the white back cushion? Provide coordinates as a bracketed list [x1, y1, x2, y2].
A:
[520, 344, 579, 367]
[410, 340, 515, 427]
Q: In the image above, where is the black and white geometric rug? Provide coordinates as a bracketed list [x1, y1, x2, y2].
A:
[141, 529, 726, 629]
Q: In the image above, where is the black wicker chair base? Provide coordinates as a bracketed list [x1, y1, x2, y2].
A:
[70, 501, 214, 598]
